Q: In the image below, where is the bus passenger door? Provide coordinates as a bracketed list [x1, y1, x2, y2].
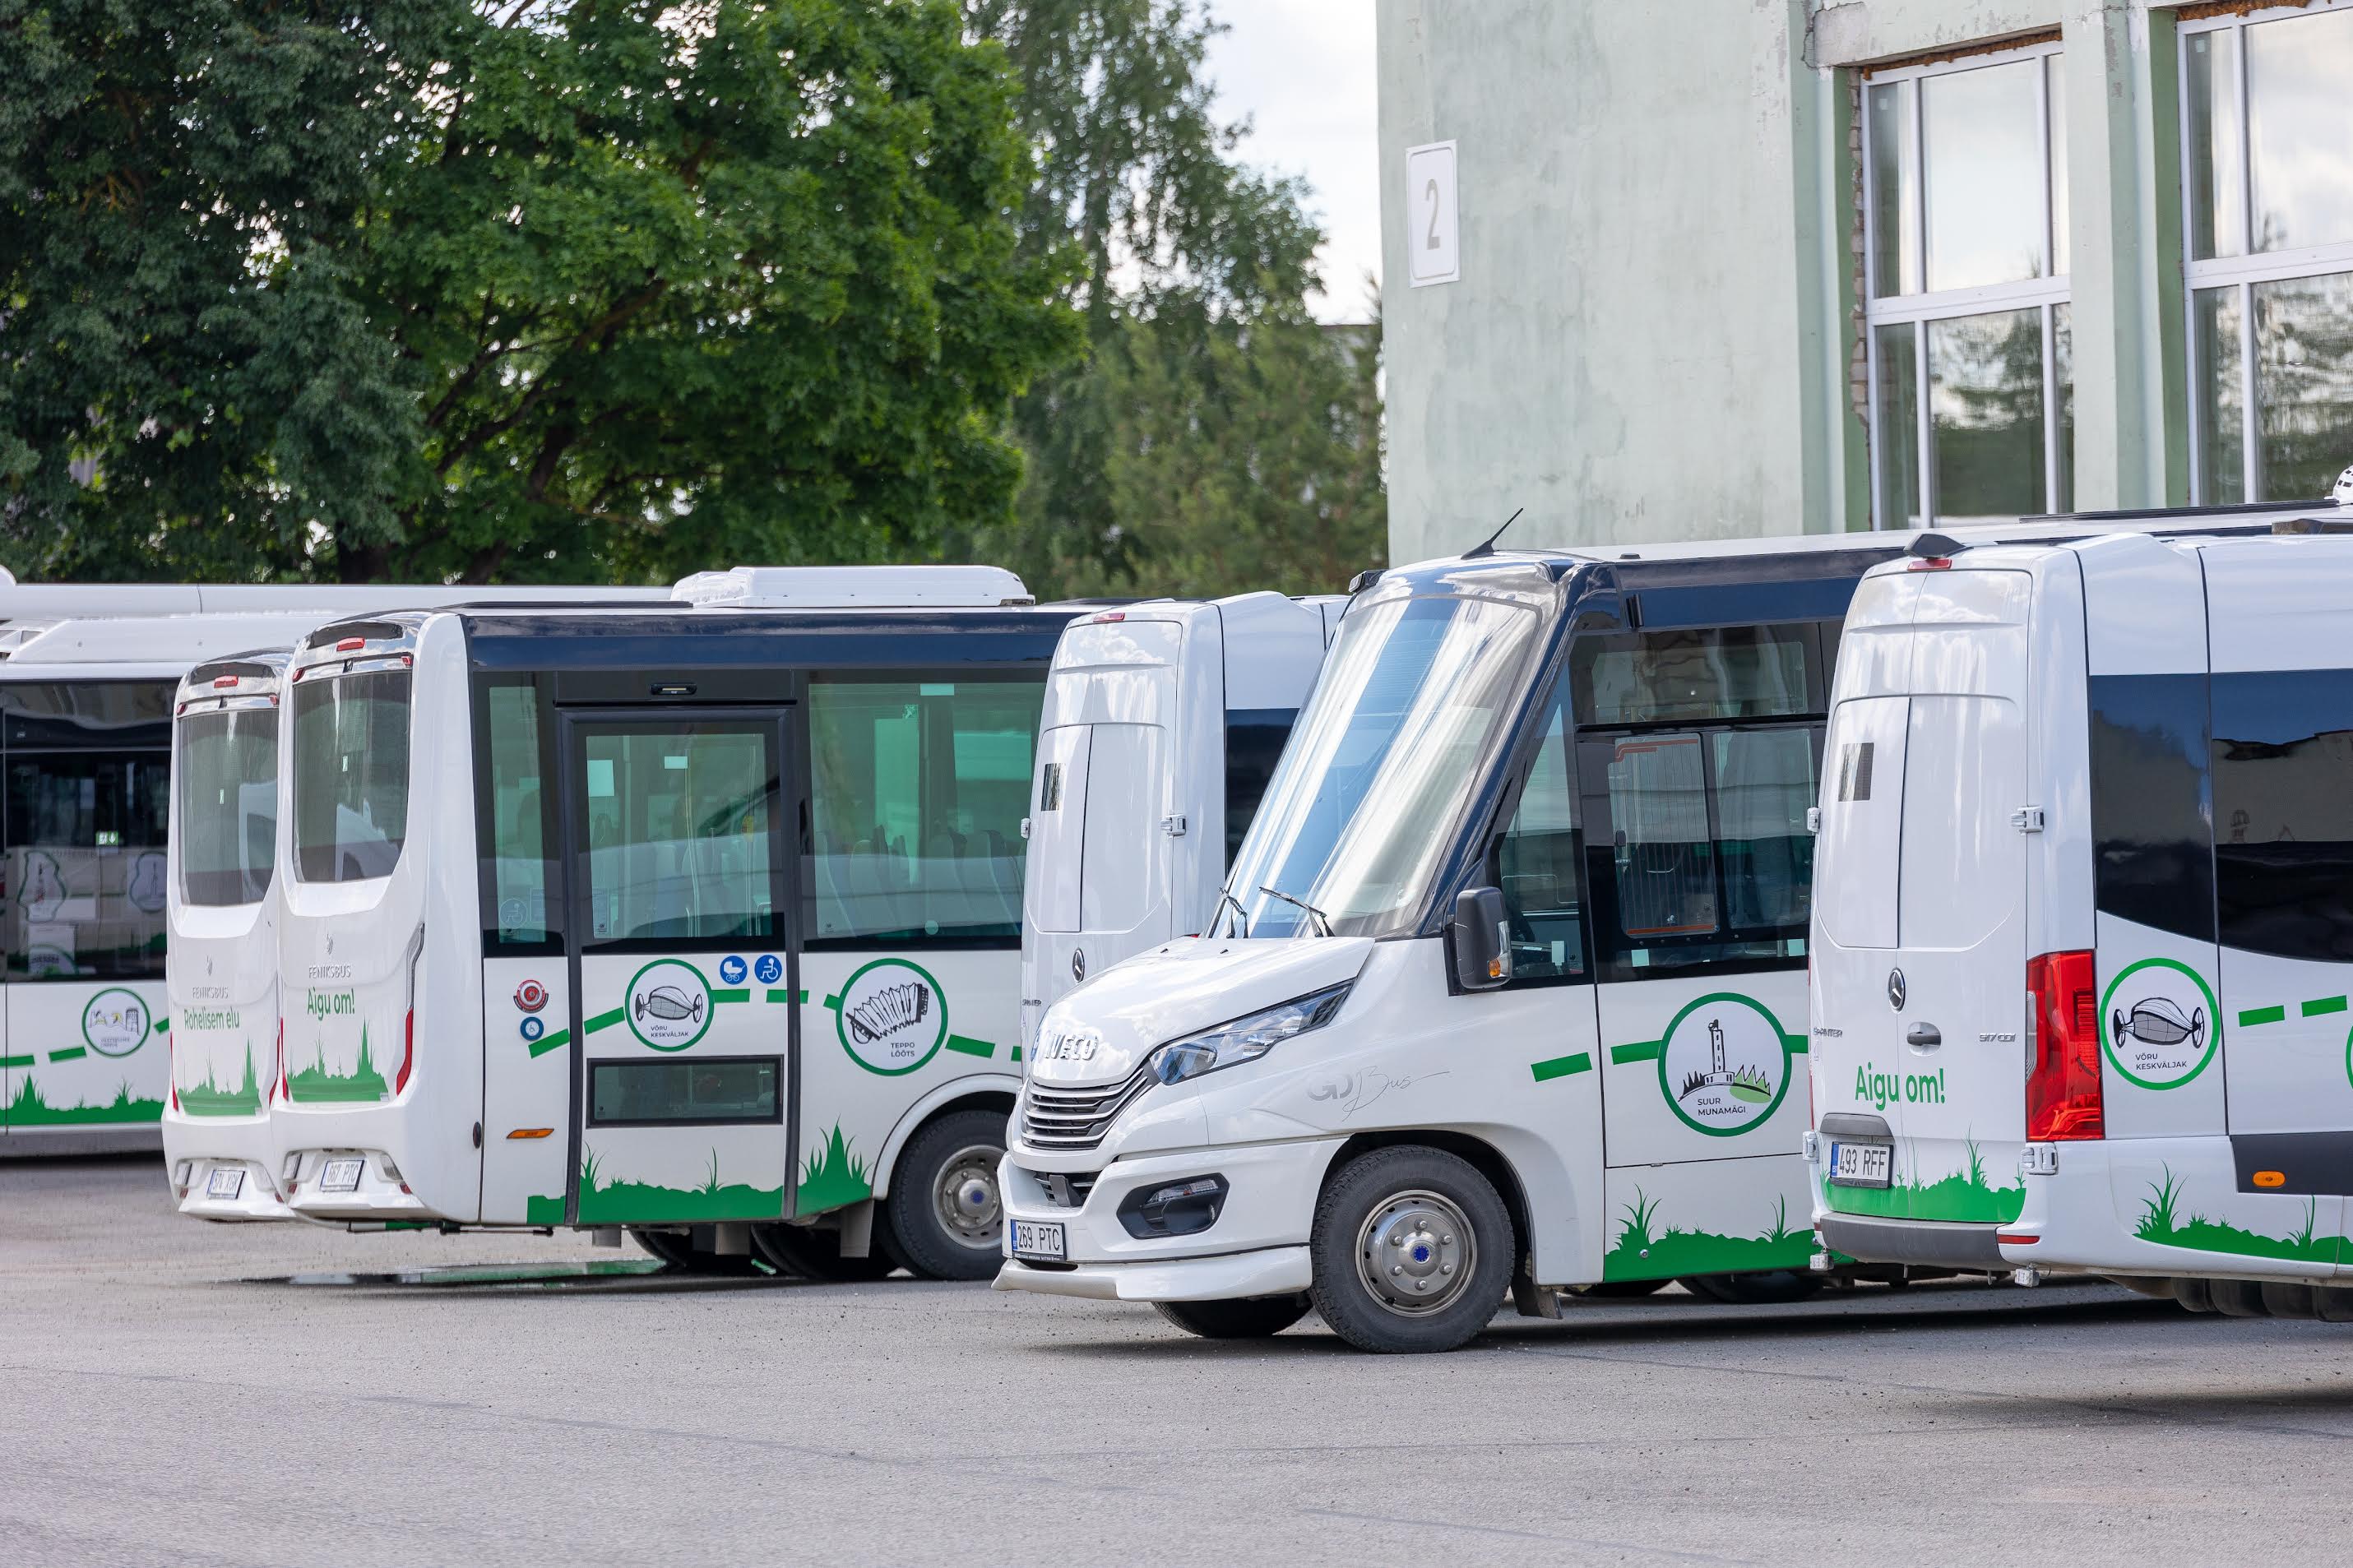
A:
[561, 710, 794, 1228]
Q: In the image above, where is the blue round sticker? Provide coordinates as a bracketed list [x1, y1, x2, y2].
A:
[520, 1015, 545, 1043]
[753, 954, 783, 985]
[718, 955, 748, 986]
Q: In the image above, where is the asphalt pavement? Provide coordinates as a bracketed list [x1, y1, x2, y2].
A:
[6, 1155, 2350, 1565]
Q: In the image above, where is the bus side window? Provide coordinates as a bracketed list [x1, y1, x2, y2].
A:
[1495, 699, 1585, 981]
[1222, 709, 1296, 867]
[480, 681, 555, 946]
[2211, 668, 2353, 960]
[2, 681, 173, 980]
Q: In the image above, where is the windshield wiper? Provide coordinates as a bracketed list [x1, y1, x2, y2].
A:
[1256, 885, 1334, 938]
[1213, 888, 1252, 938]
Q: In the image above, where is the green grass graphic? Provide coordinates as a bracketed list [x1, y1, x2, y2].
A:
[1727, 1066, 1775, 1103]
[797, 1123, 873, 1215]
[178, 1044, 262, 1117]
[2133, 1166, 2342, 1265]
[1600, 1188, 1813, 1282]
[526, 1194, 565, 1225]
[285, 1026, 387, 1104]
[7, 1077, 164, 1126]
[574, 1144, 783, 1224]
[1823, 1134, 2025, 1223]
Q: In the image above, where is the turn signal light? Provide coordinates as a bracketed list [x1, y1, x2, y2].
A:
[507, 1127, 554, 1140]
[2253, 1170, 2287, 1188]
[2026, 950, 2103, 1140]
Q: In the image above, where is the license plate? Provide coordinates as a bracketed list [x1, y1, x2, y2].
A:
[1012, 1219, 1066, 1262]
[319, 1157, 364, 1194]
[205, 1167, 245, 1200]
[1829, 1140, 1894, 1188]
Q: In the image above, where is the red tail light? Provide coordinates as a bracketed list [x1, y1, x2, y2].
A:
[274, 1020, 287, 1103]
[212, 674, 239, 688]
[395, 1009, 415, 1095]
[336, 637, 364, 651]
[1907, 557, 1953, 571]
[2026, 950, 2103, 1140]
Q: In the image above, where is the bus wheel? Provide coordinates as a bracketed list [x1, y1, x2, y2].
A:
[1308, 1145, 1512, 1353]
[1154, 1294, 1313, 1339]
[885, 1107, 1009, 1282]
[628, 1227, 764, 1276]
[749, 1222, 896, 1282]
[1679, 1271, 1823, 1305]
[1573, 1279, 1670, 1298]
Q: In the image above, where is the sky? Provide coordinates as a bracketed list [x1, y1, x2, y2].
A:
[1203, 0, 1383, 323]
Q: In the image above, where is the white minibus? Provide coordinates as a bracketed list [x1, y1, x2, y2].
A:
[1808, 484, 2353, 1318]
[270, 568, 1078, 1279]
[1021, 593, 1342, 1048]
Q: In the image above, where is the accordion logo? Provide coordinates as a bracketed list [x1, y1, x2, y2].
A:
[834, 958, 948, 1075]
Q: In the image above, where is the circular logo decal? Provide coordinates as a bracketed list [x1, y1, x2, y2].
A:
[2101, 957, 2220, 1090]
[625, 960, 714, 1052]
[82, 987, 151, 1057]
[521, 1015, 545, 1043]
[754, 954, 783, 986]
[514, 978, 549, 1014]
[835, 958, 947, 1075]
[1656, 992, 1794, 1138]
[719, 955, 748, 987]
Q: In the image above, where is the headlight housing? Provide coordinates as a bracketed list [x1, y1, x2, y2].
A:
[1146, 983, 1352, 1085]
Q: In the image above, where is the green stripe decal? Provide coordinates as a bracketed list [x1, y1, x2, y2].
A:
[711, 988, 751, 1005]
[766, 988, 808, 1006]
[0, 1054, 30, 1069]
[154, 1017, 170, 1034]
[2304, 996, 2349, 1019]
[1530, 1052, 1592, 1082]
[526, 1028, 569, 1060]
[2240, 1004, 2287, 1027]
[822, 994, 841, 1011]
[47, 1047, 86, 1064]
[944, 1035, 995, 1059]
[584, 1006, 628, 1035]
[1784, 1034, 1809, 1055]
[1610, 1040, 1663, 1065]
[1011, 1045, 1023, 1063]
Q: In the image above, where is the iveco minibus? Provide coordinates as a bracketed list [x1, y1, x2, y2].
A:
[271, 568, 1075, 1279]
[1021, 593, 1343, 1048]
[1808, 478, 2353, 1317]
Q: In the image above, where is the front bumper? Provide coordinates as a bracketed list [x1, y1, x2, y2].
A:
[994, 1136, 1341, 1298]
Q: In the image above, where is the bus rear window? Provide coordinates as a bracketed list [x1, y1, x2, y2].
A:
[178, 706, 278, 907]
[293, 670, 412, 883]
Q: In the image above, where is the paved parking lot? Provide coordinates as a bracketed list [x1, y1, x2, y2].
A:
[8, 1156, 2353, 1565]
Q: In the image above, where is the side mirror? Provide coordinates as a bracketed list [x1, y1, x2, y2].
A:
[1450, 886, 1511, 991]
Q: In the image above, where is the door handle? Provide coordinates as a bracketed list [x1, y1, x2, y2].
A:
[1906, 1023, 1942, 1049]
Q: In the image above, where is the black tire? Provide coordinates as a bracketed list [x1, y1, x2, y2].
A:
[2260, 1281, 2317, 1320]
[1153, 1294, 1313, 1339]
[628, 1226, 766, 1275]
[1679, 1270, 1825, 1306]
[1573, 1279, 1671, 1298]
[2208, 1277, 2270, 1317]
[884, 1107, 1010, 1282]
[2173, 1278, 2218, 1313]
[751, 1221, 897, 1282]
[1307, 1145, 1514, 1354]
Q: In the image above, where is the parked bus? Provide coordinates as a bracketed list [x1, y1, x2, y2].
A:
[1021, 593, 1343, 1051]
[269, 567, 1077, 1279]
[1807, 483, 2353, 1318]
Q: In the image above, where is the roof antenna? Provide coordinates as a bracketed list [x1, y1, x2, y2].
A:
[1464, 507, 1524, 560]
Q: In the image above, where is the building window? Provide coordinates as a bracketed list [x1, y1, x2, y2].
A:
[2184, 2, 2353, 506]
[1863, 40, 2073, 526]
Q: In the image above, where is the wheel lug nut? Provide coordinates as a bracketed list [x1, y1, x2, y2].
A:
[1442, 1262, 1453, 1274]
[1391, 1265, 1402, 1275]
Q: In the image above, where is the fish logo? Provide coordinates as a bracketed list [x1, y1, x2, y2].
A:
[623, 961, 715, 1052]
[2113, 997, 2203, 1052]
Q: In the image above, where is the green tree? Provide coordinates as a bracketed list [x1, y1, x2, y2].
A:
[0, 1, 1077, 582]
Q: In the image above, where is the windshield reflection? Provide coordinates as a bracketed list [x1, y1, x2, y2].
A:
[1225, 576, 1549, 939]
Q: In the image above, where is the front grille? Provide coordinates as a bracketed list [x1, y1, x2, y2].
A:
[1021, 1062, 1154, 1151]
[1026, 1168, 1100, 1209]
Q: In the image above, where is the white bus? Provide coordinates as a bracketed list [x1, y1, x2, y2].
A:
[1021, 593, 1342, 1049]
[1807, 483, 2353, 1318]
[270, 567, 1079, 1279]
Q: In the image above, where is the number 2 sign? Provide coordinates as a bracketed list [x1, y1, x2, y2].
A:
[1405, 141, 1460, 287]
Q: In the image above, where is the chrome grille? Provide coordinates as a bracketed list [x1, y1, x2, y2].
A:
[1021, 1063, 1154, 1151]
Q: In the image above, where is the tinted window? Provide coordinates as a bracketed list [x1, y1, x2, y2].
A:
[1496, 697, 1584, 982]
[2, 682, 172, 980]
[1222, 709, 1295, 867]
[581, 724, 777, 944]
[479, 679, 556, 949]
[2089, 673, 2215, 942]
[590, 1056, 780, 1126]
[807, 676, 1044, 945]
[2212, 669, 2353, 961]
[177, 705, 278, 908]
[292, 669, 411, 883]
[1573, 625, 1818, 726]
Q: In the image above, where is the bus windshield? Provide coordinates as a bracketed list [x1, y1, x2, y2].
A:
[178, 705, 279, 907]
[1225, 578, 1549, 939]
[293, 669, 412, 883]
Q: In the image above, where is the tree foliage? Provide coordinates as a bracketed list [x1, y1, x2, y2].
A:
[0, 1, 1077, 581]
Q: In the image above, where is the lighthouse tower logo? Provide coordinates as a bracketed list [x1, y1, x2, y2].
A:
[1656, 994, 1790, 1137]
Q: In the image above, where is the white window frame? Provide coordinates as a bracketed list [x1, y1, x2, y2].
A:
[1861, 39, 2071, 529]
[2180, 0, 2353, 506]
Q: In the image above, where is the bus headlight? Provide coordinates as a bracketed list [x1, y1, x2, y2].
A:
[1146, 984, 1352, 1085]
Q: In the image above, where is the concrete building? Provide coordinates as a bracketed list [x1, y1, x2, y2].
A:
[1377, 0, 2353, 560]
